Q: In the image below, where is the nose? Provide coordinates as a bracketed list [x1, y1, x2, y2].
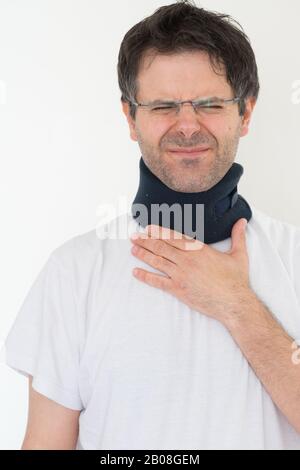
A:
[173, 102, 202, 138]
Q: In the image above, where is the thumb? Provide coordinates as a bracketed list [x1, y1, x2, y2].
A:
[230, 218, 248, 255]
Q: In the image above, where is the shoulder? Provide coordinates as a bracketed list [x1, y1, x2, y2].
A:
[249, 205, 300, 280]
[250, 205, 300, 247]
[47, 212, 133, 276]
[50, 228, 101, 270]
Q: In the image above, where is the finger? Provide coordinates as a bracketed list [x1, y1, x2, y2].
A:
[132, 267, 173, 292]
[131, 244, 178, 278]
[230, 218, 248, 256]
[131, 233, 182, 264]
[145, 224, 204, 252]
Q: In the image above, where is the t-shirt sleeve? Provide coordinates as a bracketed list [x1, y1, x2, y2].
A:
[2, 252, 83, 411]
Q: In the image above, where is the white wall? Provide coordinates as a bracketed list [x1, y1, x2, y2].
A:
[0, 0, 299, 449]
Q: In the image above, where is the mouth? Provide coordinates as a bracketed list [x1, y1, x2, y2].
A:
[166, 147, 211, 158]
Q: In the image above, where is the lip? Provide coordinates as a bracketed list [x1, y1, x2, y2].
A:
[167, 147, 210, 157]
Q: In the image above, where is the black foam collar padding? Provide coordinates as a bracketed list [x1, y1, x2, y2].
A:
[131, 157, 252, 244]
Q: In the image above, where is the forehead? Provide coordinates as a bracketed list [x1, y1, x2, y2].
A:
[137, 50, 232, 100]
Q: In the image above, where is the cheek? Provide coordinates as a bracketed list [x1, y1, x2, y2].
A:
[201, 121, 222, 145]
[206, 118, 240, 144]
[140, 119, 169, 146]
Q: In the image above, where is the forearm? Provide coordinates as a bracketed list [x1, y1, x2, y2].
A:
[223, 290, 300, 434]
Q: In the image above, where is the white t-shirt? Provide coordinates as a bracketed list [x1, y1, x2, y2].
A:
[3, 206, 300, 450]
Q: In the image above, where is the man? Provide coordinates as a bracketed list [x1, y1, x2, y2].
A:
[3, 0, 300, 450]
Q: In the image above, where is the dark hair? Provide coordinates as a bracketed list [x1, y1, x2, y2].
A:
[117, 0, 259, 119]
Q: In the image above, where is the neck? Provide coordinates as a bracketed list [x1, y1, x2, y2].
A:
[131, 157, 252, 244]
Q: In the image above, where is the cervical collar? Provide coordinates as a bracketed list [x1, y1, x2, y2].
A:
[131, 156, 252, 244]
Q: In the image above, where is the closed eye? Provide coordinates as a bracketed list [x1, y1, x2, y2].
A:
[200, 105, 223, 109]
[152, 106, 175, 110]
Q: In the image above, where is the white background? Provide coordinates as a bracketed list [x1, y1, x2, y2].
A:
[0, 0, 299, 449]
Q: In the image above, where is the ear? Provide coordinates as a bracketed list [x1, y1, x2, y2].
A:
[240, 97, 256, 137]
[121, 100, 138, 142]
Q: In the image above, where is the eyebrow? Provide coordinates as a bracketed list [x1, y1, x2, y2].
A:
[148, 96, 221, 104]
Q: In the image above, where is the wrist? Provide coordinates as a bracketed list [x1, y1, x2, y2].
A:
[221, 288, 260, 329]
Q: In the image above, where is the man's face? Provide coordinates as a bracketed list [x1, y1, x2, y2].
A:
[122, 50, 255, 192]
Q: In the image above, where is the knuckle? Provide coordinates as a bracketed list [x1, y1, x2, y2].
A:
[174, 275, 187, 291]
[152, 255, 161, 269]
